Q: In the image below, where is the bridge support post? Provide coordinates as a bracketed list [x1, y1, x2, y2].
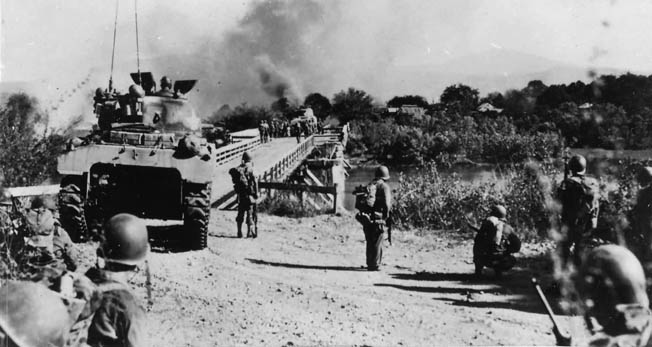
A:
[330, 162, 346, 214]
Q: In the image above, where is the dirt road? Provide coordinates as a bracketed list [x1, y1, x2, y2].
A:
[79, 210, 567, 346]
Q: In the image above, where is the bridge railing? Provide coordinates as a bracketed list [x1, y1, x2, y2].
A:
[258, 135, 315, 183]
[214, 136, 261, 165]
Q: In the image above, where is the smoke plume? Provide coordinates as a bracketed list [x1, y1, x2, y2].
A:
[138, 0, 409, 117]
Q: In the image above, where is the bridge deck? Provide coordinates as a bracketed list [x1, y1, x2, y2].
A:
[211, 137, 302, 204]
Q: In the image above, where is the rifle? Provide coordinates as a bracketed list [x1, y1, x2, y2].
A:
[386, 213, 392, 246]
[532, 278, 571, 346]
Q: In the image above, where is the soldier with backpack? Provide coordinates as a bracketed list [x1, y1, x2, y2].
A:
[354, 166, 392, 271]
[558, 154, 600, 267]
[229, 152, 259, 238]
[472, 205, 521, 279]
[84, 213, 149, 347]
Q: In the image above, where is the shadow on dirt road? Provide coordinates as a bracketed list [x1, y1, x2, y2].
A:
[247, 258, 367, 271]
[373, 251, 555, 315]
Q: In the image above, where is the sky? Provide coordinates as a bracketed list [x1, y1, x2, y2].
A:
[2, 0, 652, 125]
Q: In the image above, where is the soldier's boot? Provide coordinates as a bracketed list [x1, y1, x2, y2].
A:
[252, 223, 258, 239]
[237, 224, 243, 238]
[246, 224, 253, 238]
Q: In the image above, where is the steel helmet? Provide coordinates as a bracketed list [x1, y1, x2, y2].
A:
[242, 152, 252, 163]
[160, 76, 172, 89]
[375, 165, 390, 180]
[568, 154, 587, 174]
[128, 84, 145, 98]
[490, 205, 507, 219]
[638, 166, 652, 186]
[578, 245, 648, 333]
[101, 213, 149, 266]
[0, 281, 74, 347]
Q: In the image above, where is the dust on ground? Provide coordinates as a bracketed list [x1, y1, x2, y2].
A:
[76, 210, 569, 346]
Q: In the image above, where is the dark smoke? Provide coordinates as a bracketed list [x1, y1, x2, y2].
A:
[141, 0, 401, 117]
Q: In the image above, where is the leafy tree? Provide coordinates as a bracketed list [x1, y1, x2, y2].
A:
[439, 84, 479, 112]
[387, 95, 429, 108]
[537, 85, 572, 108]
[0, 93, 66, 187]
[222, 103, 275, 131]
[303, 93, 331, 120]
[331, 87, 375, 123]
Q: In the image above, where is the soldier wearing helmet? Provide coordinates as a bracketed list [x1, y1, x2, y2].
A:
[29, 196, 79, 272]
[155, 76, 173, 97]
[84, 213, 148, 347]
[229, 152, 258, 238]
[557, 245, 652, 346]
[558, 154, 600, 267]
[472, 205, 521, 279]
[360, 165, 392, 271]
[0, 281, 82, 347]
[631, 166, 652, 263]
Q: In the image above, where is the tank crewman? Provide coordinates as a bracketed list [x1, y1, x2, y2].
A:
[554, 245, 652, 346]
[0, 281, 84, 347]
[631, 167, 652, 262]
[472, 205, 521, 279]
[364, 166, 392, 271]
[85, 213, 149, 347]
[230, 152, 259, 238]
[30, 196, 79, 272]
[558, 154, 600, 267]
[155, 76, 174, 97]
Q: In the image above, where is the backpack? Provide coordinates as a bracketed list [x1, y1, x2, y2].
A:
[229, 165, 251, 195]
[353, 182, 377, 214]
[561, 176, 600, 228]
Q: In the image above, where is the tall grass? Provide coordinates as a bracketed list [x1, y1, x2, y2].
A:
[392, 160, 646, 243]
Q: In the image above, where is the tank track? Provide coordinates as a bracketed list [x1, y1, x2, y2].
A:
[58, 176, 89, 242]
[183, 183, 211, 250]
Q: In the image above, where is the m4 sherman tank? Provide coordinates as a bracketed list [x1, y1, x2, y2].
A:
[57, 72, 215, 249]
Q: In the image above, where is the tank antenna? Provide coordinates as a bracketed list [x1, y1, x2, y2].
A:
[134, 0, 141, 85]
[108, 0, 119, 92]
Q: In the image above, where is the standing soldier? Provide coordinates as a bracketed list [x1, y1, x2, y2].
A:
[229, 152, 258, 238]
[558, 154, 600, 267]
[631, 166, 652, 262]
[293, 122, 302, 143]
[472, 205, 521, 279]
[361, 166, 392, 271]
[85, 213, 149, 347]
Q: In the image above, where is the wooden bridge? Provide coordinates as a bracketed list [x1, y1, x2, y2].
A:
[7, 125, 350, 214]
[212, 126, 349, 211]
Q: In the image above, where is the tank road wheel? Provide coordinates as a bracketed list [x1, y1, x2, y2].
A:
[183, 183, 211, 250]
[58, 176, 88, 242]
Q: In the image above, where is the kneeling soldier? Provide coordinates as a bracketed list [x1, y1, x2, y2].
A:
[473, 205, 521, 278]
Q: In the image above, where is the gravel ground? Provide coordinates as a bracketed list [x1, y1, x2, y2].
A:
[75, 210, 573, 346]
